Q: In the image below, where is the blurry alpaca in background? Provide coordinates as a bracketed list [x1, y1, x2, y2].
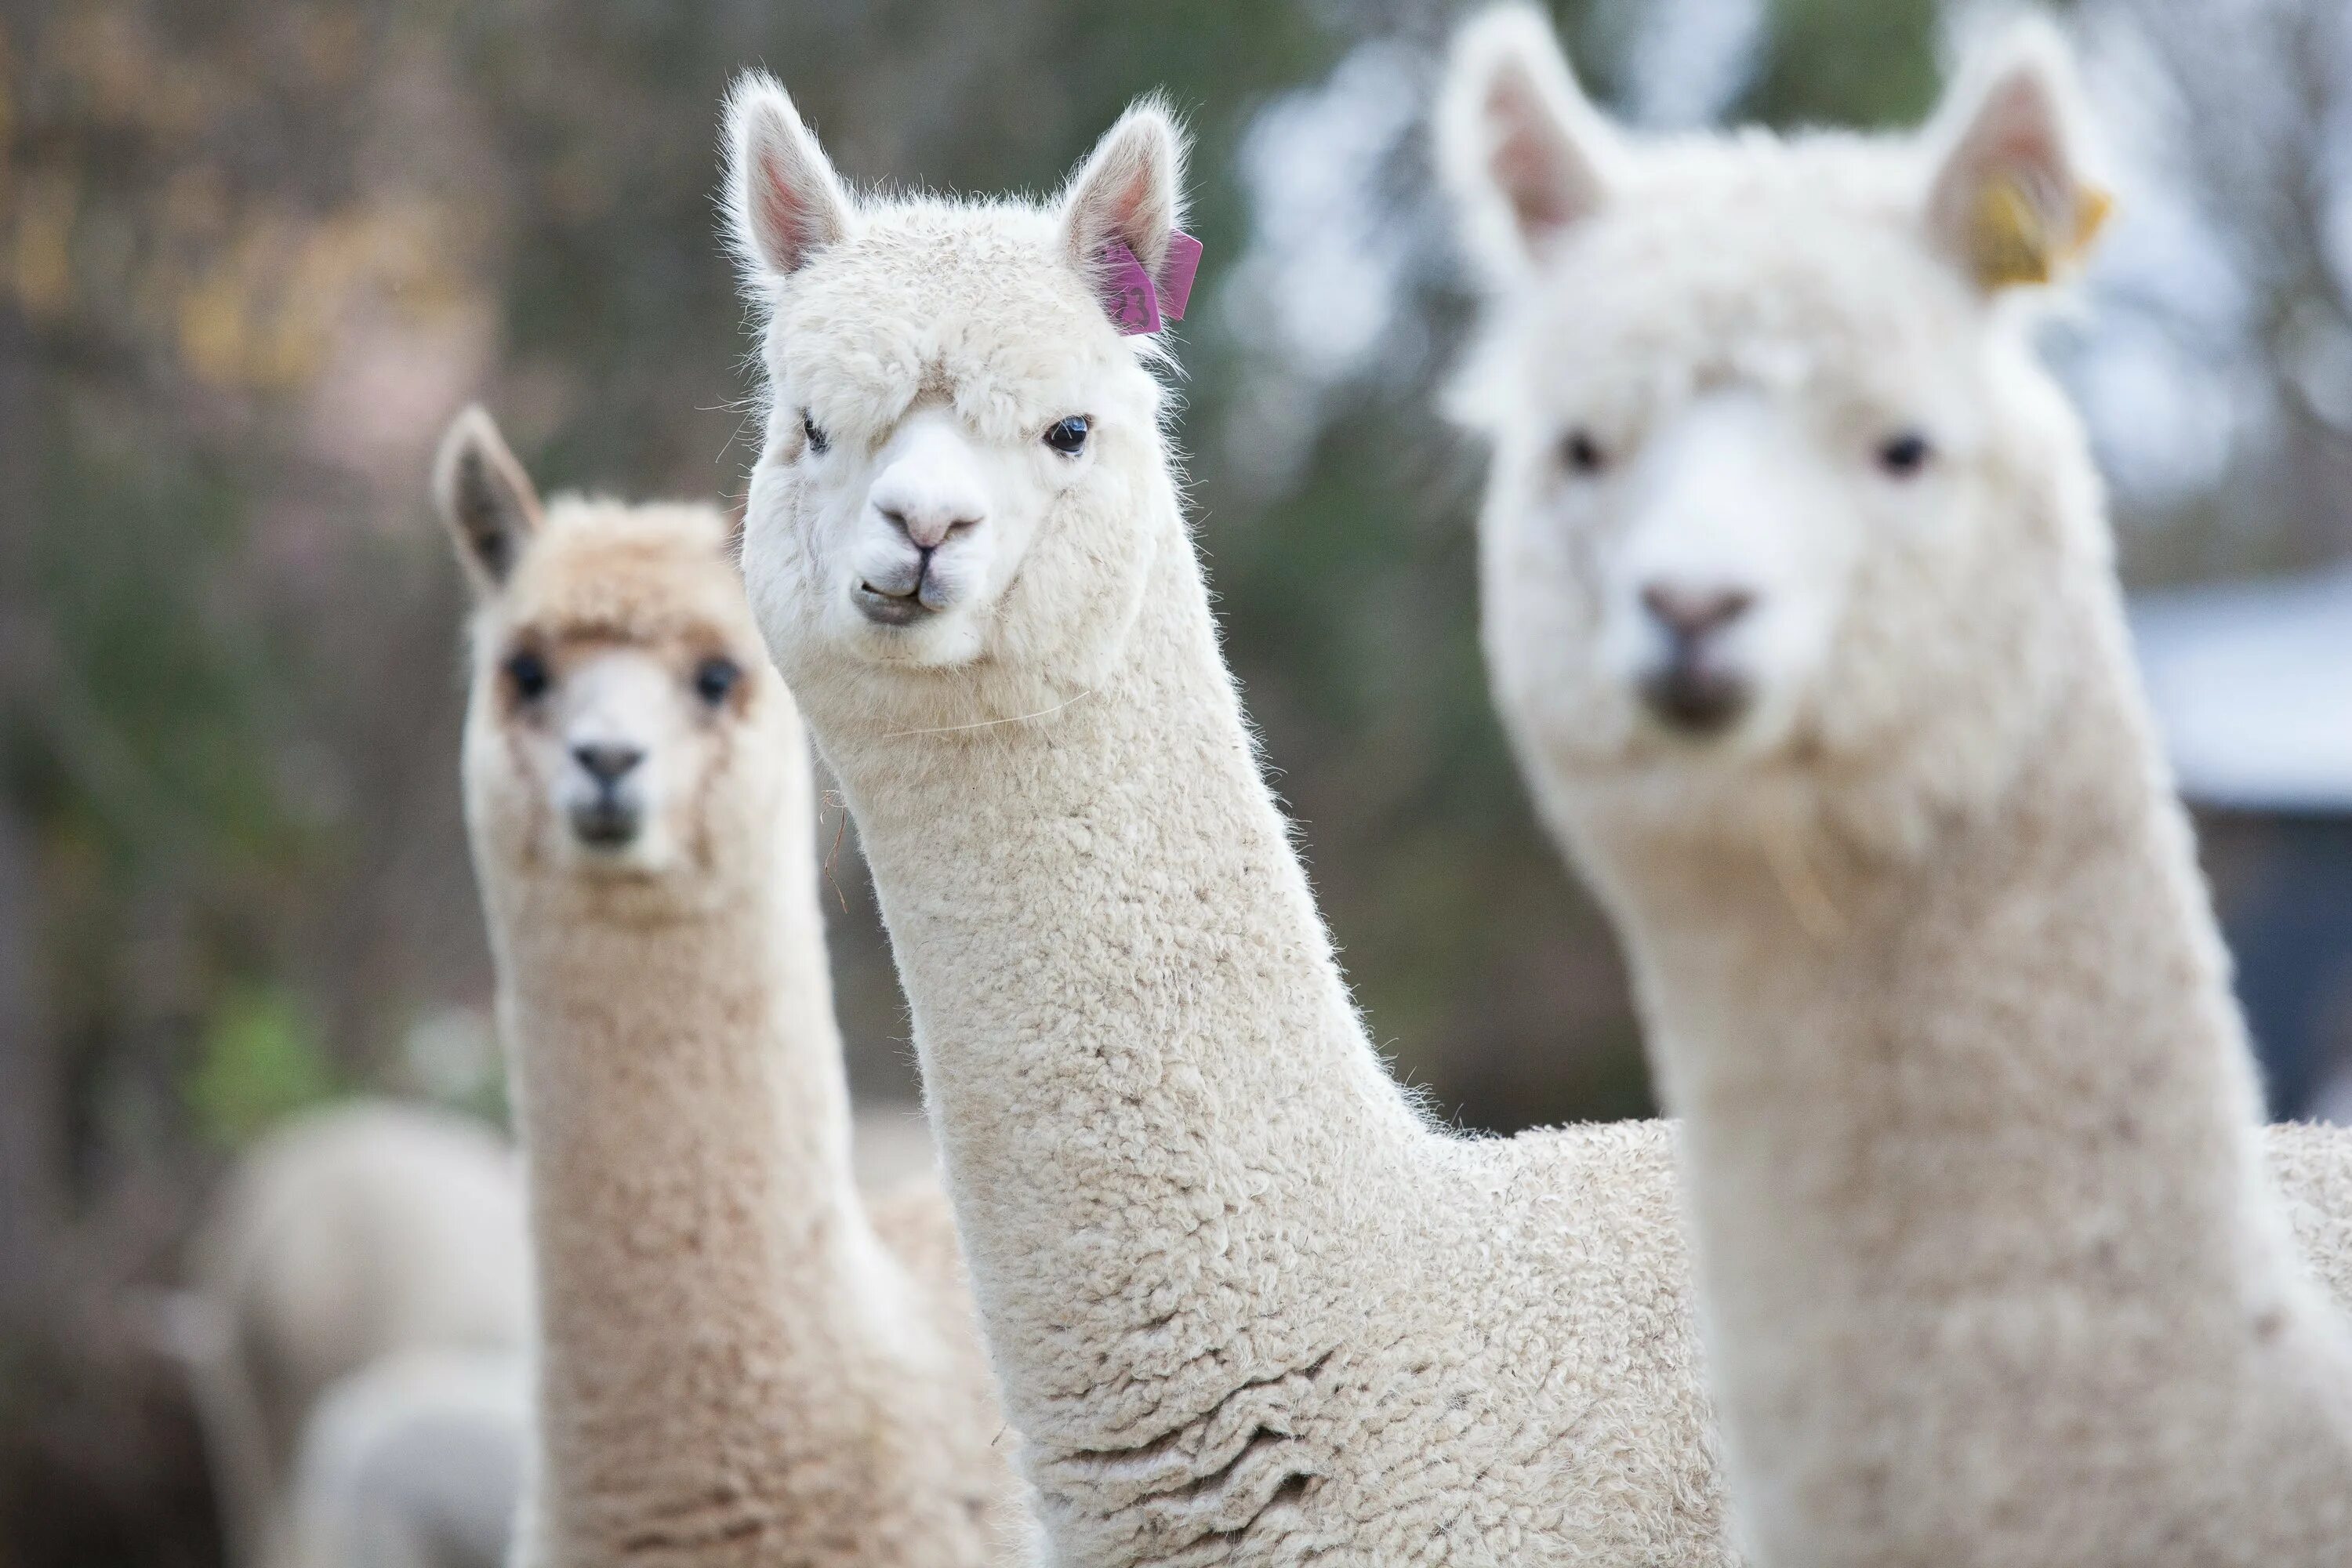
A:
[1443, 7, 2352, 1563]
[437, 408, 1028, 1567]
[179, 1100, 528, 1568]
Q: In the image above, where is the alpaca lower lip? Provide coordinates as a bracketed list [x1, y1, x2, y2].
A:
[569, 804, 641, 848]
[855, 583, 935, 626]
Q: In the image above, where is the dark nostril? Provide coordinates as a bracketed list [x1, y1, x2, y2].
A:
[878, 506, 910, 539]
[572, 743, 644, 784]
[1640, 583, 1755, 643]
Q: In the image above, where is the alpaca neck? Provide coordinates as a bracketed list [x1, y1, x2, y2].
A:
[815, 499, 1424, 1438]
[1629, 622, 2267, 1308]
[490, 850, 884, 1538]
[1574, 590, 2306, 1530]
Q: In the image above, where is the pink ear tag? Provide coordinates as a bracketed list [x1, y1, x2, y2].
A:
[1099, 231, 1203, 336]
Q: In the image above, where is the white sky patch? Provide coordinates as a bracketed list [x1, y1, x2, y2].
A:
[2053, 12, 2263, 510]
[1619, 0, 1766, 129]
[2064, 187, 2252, 505]
[2070, 321, 2248, 506]
[1221, 41, 1422, 387]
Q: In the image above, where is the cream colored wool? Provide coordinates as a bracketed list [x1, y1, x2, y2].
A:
[1443, 8, 2352, 1563]
[183, 1099, 529, 1568]
[433, 410, 1025, 1568]
[723, 76, 1737, 1566]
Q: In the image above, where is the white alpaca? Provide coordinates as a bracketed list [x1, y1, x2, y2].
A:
[432, 408, 1026, 1568]
[724, 75, 1733, 1565]
[182, 1099, 529, 1568]
[267, 1348, 527, 1568]
[1441, 9, 2352, 1562]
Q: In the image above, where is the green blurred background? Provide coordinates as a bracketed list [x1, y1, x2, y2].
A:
[6, 0, 2350, 1559]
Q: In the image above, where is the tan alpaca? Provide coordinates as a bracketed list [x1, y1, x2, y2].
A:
[432, 408, 1027, 1568]
[1443, 9, 2352, 1563]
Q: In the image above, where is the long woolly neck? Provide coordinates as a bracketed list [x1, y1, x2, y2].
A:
[488, 838, 884, 1544]
[815, 501, 1425, 1441]
[1570, 579, 2299, 1536]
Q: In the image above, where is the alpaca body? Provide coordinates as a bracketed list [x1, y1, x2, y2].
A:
[270, 1348, 526, 1568]
[185, 1100, 528, 1568]
[1439, 10, 2352, 1560]
[437, 414, 1024, 1568]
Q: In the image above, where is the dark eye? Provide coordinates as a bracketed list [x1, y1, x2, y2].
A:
[1877, 430, 1933, 477]
[1044, 416, 1091, 457]
[801, 411, 829, 456]
[505, 650, 550, 701]
[693, 656, 742, 706]
[1562, 429, 1606, 475]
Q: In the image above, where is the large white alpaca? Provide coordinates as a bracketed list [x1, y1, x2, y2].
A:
[433, 409, 1026, 1567]
[1442, 9, 2352, 1562]
[724, 74, 1732, 1565]
[183, 1099, 529, 1568]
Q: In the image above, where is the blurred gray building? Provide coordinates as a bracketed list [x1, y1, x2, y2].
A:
[2133, 571, 2352, 1120]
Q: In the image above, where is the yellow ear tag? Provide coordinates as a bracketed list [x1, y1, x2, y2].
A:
[2069, 184, 2114, 260]
[1972, 178, 2114, 289]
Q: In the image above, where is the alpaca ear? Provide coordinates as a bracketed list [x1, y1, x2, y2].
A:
[433, 406, 543, 596]
[1439, 4, 1618, 281]
[1058, 99, 1188, 289]
[1922, 19, 2111, 292]
[724, 71, 853, 286]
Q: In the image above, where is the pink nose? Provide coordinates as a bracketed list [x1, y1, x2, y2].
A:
[866, 437, 989, 551]
[873, 500, 982, 551]
[1639, 583, 1754, 645]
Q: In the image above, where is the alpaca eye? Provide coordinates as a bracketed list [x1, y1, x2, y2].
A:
[693, 656, 742, 706]
[1562, 429, 1606, 475]
[506, 650, 551, 701]
[801, 412, 829, 456]
[1044, 416, 1091, 457]
[1877, 430, 1933, 477]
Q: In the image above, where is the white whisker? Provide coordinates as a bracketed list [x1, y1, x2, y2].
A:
[876, 687, 1097, 739]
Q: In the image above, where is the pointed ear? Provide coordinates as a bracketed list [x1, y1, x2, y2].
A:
[1058, 99, 1188, 287]
[1439, 5, 1619, 281]
[724, 71, 853, 287]
[432, 406, 543, 597]
[1922, 20, 2111, 292]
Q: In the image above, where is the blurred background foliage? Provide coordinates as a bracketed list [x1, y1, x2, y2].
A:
[5, 0, 2350, 1561]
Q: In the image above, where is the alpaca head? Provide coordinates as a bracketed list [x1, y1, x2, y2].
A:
[434, 408, 802, 910]
[724, 74, 1192, 737]
[1441, 9, 2114, 851]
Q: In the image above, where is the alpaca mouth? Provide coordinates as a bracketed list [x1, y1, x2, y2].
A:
[1639, 662, 1751, 736]
[855, 581, 935, 626]
[568, 799, 642, 849]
